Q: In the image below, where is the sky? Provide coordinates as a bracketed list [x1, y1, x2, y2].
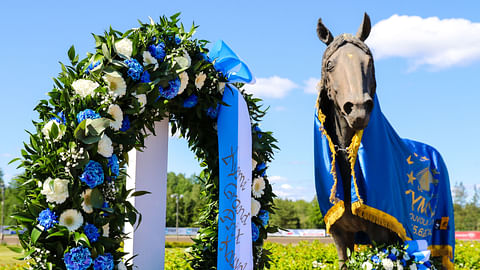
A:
[1, 1, 479, 201]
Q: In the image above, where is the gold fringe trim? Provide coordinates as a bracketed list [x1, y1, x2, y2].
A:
[429, 245, 454, 270]
[324, 200, 345, 234]
[351, 201, 409, 241]
[348, 130, 364, 204]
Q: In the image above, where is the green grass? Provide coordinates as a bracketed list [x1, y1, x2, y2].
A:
[0, 245, 26, 270]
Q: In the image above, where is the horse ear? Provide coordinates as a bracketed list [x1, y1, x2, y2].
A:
[317, 18, 333, 45]
[356, 13, 371, 41]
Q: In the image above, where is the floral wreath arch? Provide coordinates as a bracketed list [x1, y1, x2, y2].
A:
[12, 14, 277, 270]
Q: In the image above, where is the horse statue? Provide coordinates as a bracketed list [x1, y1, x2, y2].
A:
[313, 13, 455, 269]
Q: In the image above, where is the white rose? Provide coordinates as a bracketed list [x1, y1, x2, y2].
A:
[136, 94, 147, 113]
[115, 38, 133, 58]
[41, 177, 69, 204]
[103, 71, 127, 99]
[143, 51, 158, 69]
[362, 261, 373, 270]
[42, 120, 64, 141]
[97, 134, 113, 158]
[382, 258, 394, 270]
[82, 189, 93, 214]
[107, 104, 123, 131]
[72, 79, 99, 98]
[178, 72, 189, 95]
[251, 198, 261, 217]
[195, 72, 206, 89]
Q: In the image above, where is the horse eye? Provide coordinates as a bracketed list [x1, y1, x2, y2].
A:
[326, 60, 335, 71]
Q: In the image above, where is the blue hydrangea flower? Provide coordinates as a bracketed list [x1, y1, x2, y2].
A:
[64, 246, 92, 270]
[252, 222, 259, 242]
[371, 255, 381, 264]
[80, 160, 104, 188]
[124, 59, 144, 81]
[255, 162, 267, 176]
[102, 202, 110, 217]
[76, 109, 100, 124]
[120, 115, 130, 132]
[400, 258, 407, 266]
[37, 209, 58, 230]
[85, 61, 101, 75]
[108, 154, 119, 178]
[93, 253, 114, 270]
[254, 126, 262, 138]
[51, 111, 66, 125]
[158, 78, 181, 100]
[387, 252, 397, 261]
[424, 261, 432, 267]
[258, 210, 269, 227]
[140, 71, 151, 83]
[183, 95, 198, 108]
[206, 105, 219, 119]
[148, 42, 166, 60]
[175, 36, 181, 45]
[84, 223, 100, 243]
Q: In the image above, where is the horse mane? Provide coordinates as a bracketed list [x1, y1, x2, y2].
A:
[316, 34, 376, 135]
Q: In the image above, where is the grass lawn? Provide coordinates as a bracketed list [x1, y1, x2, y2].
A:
[0, 245, 25, 270]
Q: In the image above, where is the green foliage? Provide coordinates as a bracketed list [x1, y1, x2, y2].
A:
[165, 173, 204, 227]
[270, 197, 325, 229]
[453, 181, 480, 231]
[9, 13, 278, 269]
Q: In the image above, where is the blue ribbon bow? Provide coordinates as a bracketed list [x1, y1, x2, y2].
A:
[405, 240, 432, 269]
[208, 40, 255, 84]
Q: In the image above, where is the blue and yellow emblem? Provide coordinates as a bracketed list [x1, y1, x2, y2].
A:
[314, 95, 455, 269]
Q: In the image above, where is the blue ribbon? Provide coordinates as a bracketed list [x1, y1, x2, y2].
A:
[405, 240, 431, 269]
[208, 40, 254, 84]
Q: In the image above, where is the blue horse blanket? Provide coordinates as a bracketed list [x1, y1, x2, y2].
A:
[314, 95, 455, 268]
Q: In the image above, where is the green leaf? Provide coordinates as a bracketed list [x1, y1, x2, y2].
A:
[131, 191, 151, 197]
[174, 56, 190, 70]
[86, 118, 110, 137]
[68, 45, 76, 62]
[91, 188, 104, 208]
[74, 232, 91, 247]
[102, 43, 111, 61]
[31, 227, 42, 244]
[7, 246, 23, 253]
[11, 213, 35, 223]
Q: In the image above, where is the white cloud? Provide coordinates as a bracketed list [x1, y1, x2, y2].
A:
[274, 106, 287, 112]
[269, 175, 288, 183]
[280, 184, 293, 190]
[367, 14, 480, 69]
[269, 175, 315, 201]
[303, 77, 320, 94]
[1, 153, 12, 158]
[243, 76, 298, 98]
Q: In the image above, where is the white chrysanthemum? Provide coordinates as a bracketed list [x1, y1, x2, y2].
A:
[143, 51, 158, 68]
[107, 104, 123, 131]
[183, 50, 191, 68]
[382, 258, 394, 270]
[103, 71, 126, 98]
[117, 262, 127, 270]
[41, 177, 69, 204]
[115, 38, 133, 58]
[136, 94, 147, 113]
[97, 134, 113, 158]
[72, 79, 99, 98]
[362, 261, 373, 270]
[102, 223, 110, 237]
[42, 120, 64, 141]
[218, 82, 226, 95]
[81, 189, 93, 214]
[251, 198, 261, 217]
[178, 71, 189, 95]
[252, 177, 266, 198]
[59, 209, 84, 232]
[195, 72, 206, 89]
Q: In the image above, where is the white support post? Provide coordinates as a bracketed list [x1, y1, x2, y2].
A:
[125, 119, 169, 269]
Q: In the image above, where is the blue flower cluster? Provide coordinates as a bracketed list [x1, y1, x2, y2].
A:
[108, 154, 119, 178]
[254, 126, 262, 139]
[80, 160, 104, 188]
[124, 59, 144, 81]
[140, 71, 151, 83]
[76, 109, 100, 124]
[64, 246, 92, 270]
[258, 210, 269, 227]
[93, 253, 114, 270]
[183, 95, 198, 108]
[175, 36, 181, 45]
[255, 162, 267, 177]
[84, 223, 100, 243]
[37, 209, 58, 230]
[85, 61, 101, 75]
[120, 115, 130, 132]
[252, 222, 259, 242]
[206, 105, 219, 119]
[158, 78, 181, 100]
[148, 42, 166, 60]
[51, 111, 66, 124]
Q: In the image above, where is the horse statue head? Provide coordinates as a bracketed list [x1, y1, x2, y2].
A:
[316, 13, 376, 132]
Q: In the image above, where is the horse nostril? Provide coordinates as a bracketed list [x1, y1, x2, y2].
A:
[365, 100, 373, 113]
[343, 102, 353, 115]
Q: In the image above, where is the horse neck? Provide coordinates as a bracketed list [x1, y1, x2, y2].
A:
[326, 103, 356, 206]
